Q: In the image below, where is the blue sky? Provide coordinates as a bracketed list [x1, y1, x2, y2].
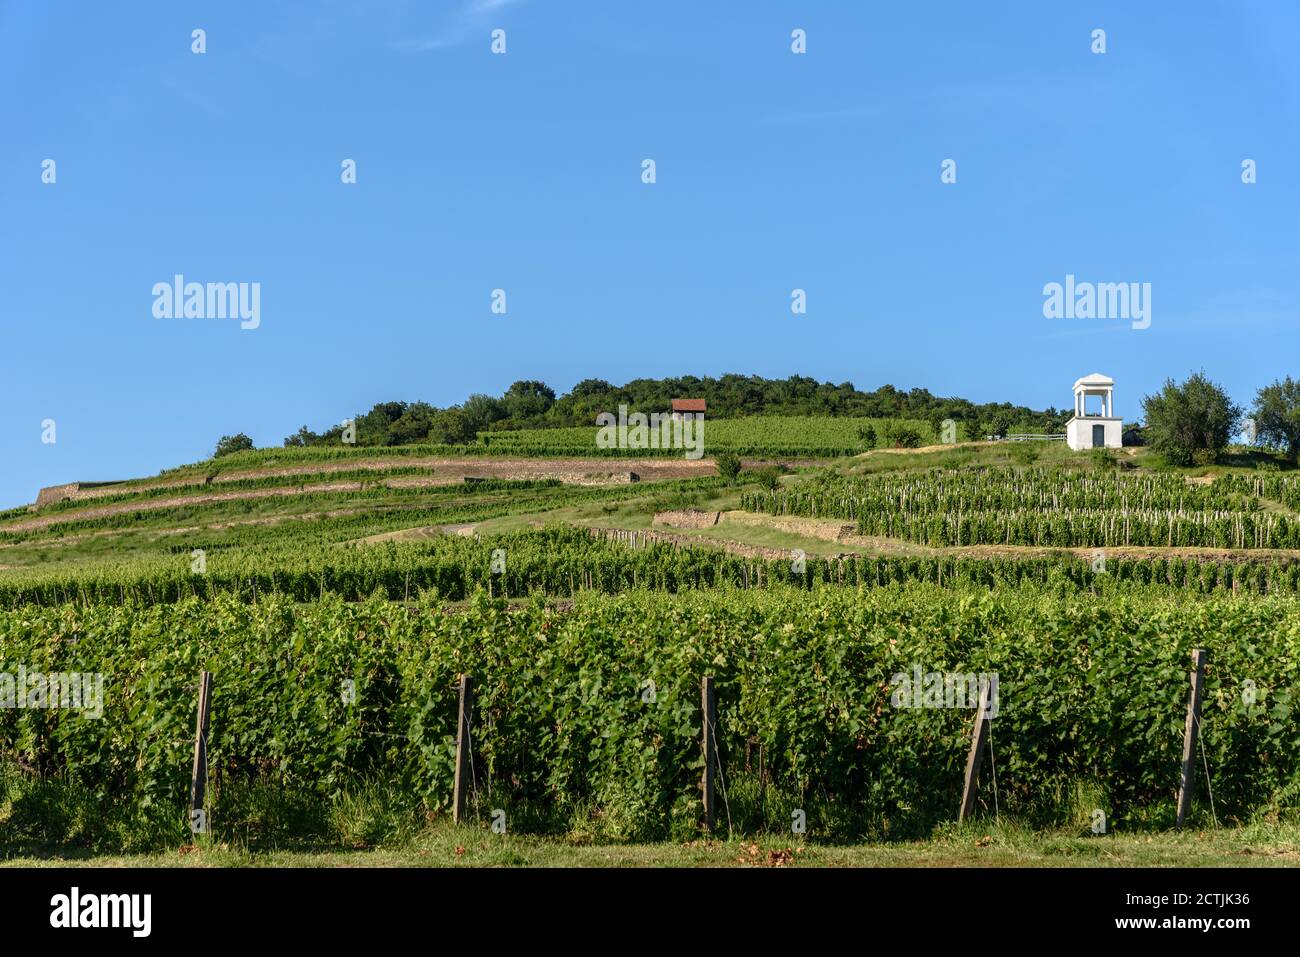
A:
[2, 1, 1297, 508]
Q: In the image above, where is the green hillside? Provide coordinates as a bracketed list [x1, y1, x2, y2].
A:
[4, 430, 1300, 860]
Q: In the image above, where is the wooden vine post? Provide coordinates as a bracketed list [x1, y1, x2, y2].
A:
[453, 674, 474, 824]
[701, 676, 717, 831]
[958, 680, 992, 824]
[189, 670, 214, 834]
[1176, 649, 1209, 828]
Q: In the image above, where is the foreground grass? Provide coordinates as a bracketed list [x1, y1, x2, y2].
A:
[6, 821, 1299, 868]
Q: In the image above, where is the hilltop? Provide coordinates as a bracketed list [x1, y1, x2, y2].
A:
[269, 374, 1068, 450]
[6, 421, 1300, 861]
[4, 429, 1297, 583]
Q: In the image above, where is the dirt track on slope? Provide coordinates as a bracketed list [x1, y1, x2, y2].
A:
[6, 457, 733, 534]
[589, 511, 1300, 565]
[2, 482, 376, 534]
[37, 456, 721, 506]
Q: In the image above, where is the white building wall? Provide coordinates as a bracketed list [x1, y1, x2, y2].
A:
[1066, 417, 1122, 450]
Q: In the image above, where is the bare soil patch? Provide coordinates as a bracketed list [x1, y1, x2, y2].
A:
[653, 509, 721, 529]
[3, 482, 368, 533]
[25, 457, 720, 511]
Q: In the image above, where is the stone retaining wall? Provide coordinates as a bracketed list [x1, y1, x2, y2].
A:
[723, 511, 855, 542]
[652, 509, 721, 529]
[35, 483, 83, 507]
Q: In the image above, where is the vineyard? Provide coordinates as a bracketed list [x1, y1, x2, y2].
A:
[19, 468, 544, 517]
[477, 416, 934, 457]
[2, 586, 1297, 849]
[8, 527, 1300, 609]
[741, 466, 1300, 548]
[88, 416, 932, 487]
[1220, 472, 1300, 511]
[6, 438, 1300, 854]
[0, 476, 729, 553]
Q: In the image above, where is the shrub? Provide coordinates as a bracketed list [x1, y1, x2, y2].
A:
[426, 408, 474, 445]
[648, 491, 703, 512]
[715, 452, 743, 483]
[1010, 443, 1041, 466]
[880, 422, 923, 449]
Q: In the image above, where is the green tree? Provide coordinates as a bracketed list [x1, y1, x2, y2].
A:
[502, 380, 556, 421]
[462, 394, 507, 434]
[389, 402, 438, 445]
[568, 378, 616, 398]
[1252, 377, 1300, 461]
[1141, 372, 1240, 466]
[983, 411, 1013, 440]
[214, 433, 254, 458]
[427, 407, 475, 445]
[355, 401, 408, 446]
[283, 425, 320, 447]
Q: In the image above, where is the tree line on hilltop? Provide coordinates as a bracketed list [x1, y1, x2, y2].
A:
[209, 371, 1300, 469]
[270, 375, 1066, 449]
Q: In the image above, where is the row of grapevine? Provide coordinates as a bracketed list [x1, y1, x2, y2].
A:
[746, 466, 1255, 517]
[477, 416, 933, 456]
[850, 507, 1297, 549]
[2, 586, 1296, 844]
[0, 476, 728, 545]
[1220, 472, 1300, 510]
[742, 466, 1299, 548]
[6, 526, 1300, 608]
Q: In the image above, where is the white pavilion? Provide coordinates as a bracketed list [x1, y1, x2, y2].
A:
[1065, 373, 1123, 450]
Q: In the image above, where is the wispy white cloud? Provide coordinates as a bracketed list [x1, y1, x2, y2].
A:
[393, 0, 526, 53]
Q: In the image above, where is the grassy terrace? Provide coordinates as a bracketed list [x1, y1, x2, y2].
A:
[0, 478, 731, 568]
[5, 440, 1300, 578]
[105, 415, 933, 485]
[7, 821, 1299, 868]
